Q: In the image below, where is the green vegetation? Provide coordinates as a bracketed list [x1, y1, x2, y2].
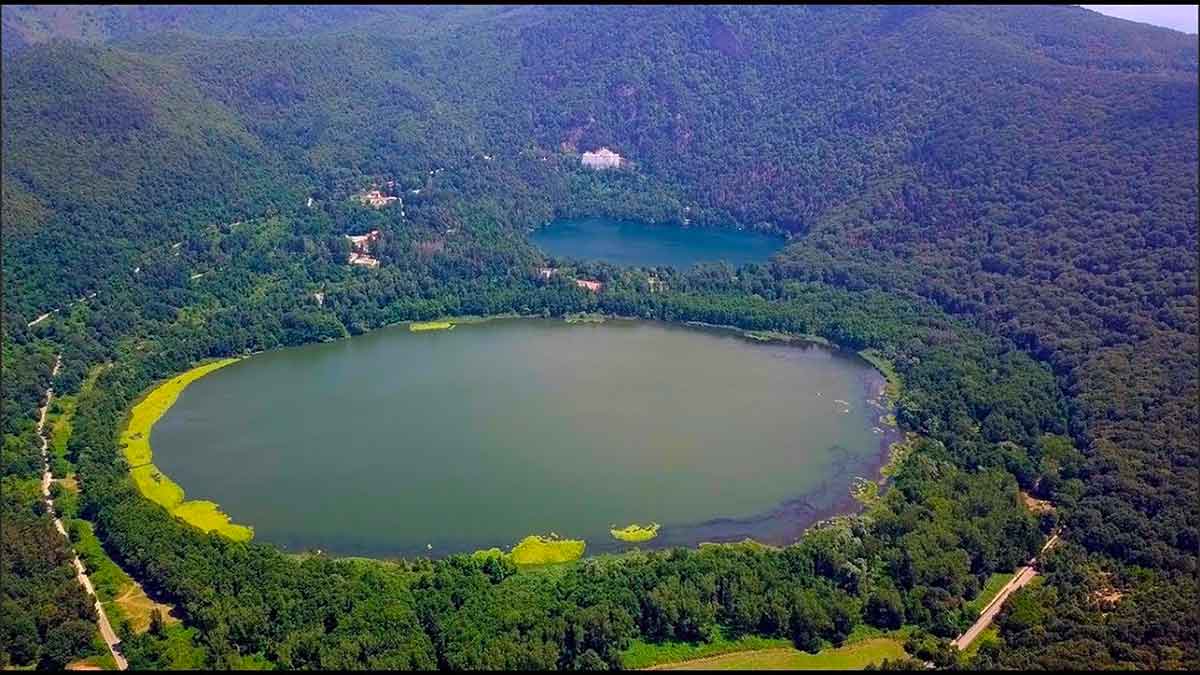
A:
[741, 329, 831, 347]
[858, 350, 901, 404]
[170, 501, 253, 542]
[649, 637, 907, 670]
[2, 4, 1196, 671]
[508, 534, 586, 565]
[121, 623, 209, 671]
[852, 433, 918, 506]
[622, 629, 793, 669]
[564, 312, 607, 324]
[409, 320, 454, 332]
[47, 395, 75, 474]
[119, 359, 252, 541]
[1, 478, 105, 670]
[470, 547, 506, 562]
[121, 359, 239, 468]
[964, 572, 1016, 617]
[471, 536, 587, 566]
[611, 523, 660, 543]
[68, 519, 132, 602]
[960, 626, 1000, 662]
[69, 649, 118, 672]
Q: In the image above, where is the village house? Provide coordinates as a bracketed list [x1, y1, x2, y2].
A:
[575, 279, 603, 292]
[580, 147, 623, 170]
[538, 267, 559, 280]
[345, 230, 382, 268]
[356, 189, 399, 208]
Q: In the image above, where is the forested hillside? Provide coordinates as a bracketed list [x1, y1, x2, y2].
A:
[2, 4, 1196, 670]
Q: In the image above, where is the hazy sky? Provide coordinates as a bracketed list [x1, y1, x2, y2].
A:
[1080, 5, 1199, 34]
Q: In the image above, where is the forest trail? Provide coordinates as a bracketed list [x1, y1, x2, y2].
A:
[26, 291, 99, 327]
[37, 355, 128, 671]
[952, 534, 1060, 651]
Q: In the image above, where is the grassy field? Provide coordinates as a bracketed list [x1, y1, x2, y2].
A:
[646, 638, 907, 671]
[119, 358, 252, 541]
[48, 394, 77, 472]
[611, 523, 660, 543]
[622, 629, 794, 669]
[509, 535, 586, 565]
[961, 626, 1000, 662]
[68, 519, 133, 601]
[70, 518, 180, 635]
[67, 647, 117, 671]
[47, 365, 107, 477]
[965, 572, 1017, 616]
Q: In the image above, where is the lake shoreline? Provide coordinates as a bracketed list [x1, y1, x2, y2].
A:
[125, 314, 907, 561]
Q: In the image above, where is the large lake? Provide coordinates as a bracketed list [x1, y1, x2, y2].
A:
[154, 319, 895, 557]
[531, 217, 786, 267]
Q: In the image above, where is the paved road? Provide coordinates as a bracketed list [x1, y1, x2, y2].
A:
[952, 534, 1060, 651]
[37, 356, 128, 671]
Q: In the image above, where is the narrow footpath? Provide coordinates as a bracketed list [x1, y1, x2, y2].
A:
[37, 355, 128, 671]
[951, 533, 1060, 651]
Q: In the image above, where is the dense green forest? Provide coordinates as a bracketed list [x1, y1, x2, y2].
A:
[2, 4, 1196, 670]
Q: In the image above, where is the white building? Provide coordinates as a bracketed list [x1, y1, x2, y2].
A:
[581, 147, 623, 170]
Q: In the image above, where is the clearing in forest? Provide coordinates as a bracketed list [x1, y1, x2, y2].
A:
[645, 637, 906, 670]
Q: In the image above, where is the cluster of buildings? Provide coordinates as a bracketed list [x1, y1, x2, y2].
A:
[538, 267, 604, 293]
[346, 229, 382, 268]
[357, 189, 399, 208]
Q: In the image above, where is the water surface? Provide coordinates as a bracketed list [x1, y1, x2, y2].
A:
[531, 217, 785, 267]
[154, 319, 894, 557]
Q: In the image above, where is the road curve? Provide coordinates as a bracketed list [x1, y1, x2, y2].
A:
[37, 356, 128, 671]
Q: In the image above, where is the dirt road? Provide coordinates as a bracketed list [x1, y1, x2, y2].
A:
[37, 356, 128, 671]
[952, 534, 1060, 651]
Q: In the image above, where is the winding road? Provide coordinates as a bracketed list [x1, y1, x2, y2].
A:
[37, 355, 128, 671]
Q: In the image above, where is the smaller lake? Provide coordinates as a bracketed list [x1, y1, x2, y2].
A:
[531, 217, 786, 268]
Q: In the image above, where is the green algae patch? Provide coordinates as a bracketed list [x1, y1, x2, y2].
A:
[611, 522, 660, 543]
[409, 320, 454, 332]
[470, 547, 506, 562]
[120, 358, 252, 541]
[130, 464, 185, 509]
[172, 501, 253, 542]
[468, 536, 584, 566]
[122, 359, 238, 467]
[509, 534, 585, 565]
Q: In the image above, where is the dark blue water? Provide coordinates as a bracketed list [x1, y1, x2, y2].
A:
[531, 217, 786, 268]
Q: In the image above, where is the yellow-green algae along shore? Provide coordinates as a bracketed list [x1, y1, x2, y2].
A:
[120, 358, 253, 541]
[611, 523, 660, 543]
[474, 534, 586, 566]
[409, 320, 454, 332]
